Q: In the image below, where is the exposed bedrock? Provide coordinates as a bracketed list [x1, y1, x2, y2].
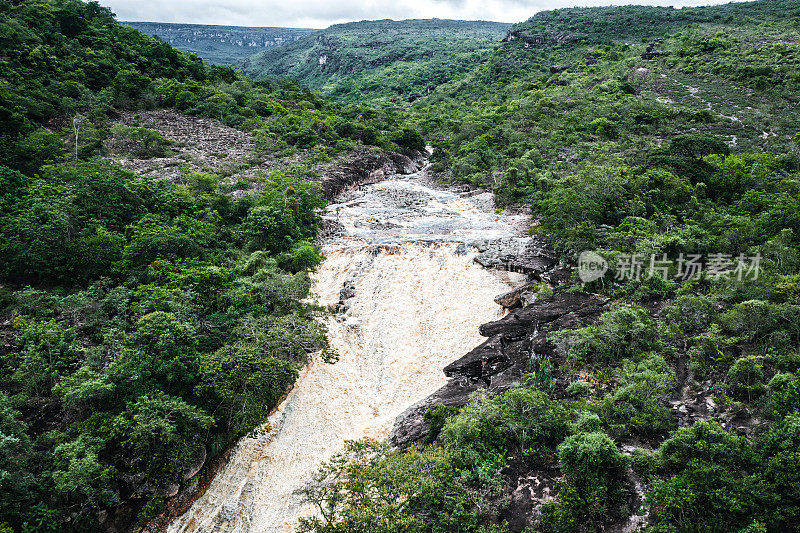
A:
[317, 146, 425, 200]
[390, 292, 607, 448]
[473, 235, 572, 285]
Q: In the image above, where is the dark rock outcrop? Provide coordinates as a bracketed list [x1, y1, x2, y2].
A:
[317, 147, 424, 200]
[494, 282, 539, 309]
[473, 235, 571, 284]
[390, 292, 606, 448]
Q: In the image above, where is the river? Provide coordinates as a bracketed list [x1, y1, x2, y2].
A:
[168, 163, 527, 532]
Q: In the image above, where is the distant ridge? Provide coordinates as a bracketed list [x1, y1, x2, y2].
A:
[122, 21, 318, 66]
[239, 18, 510, 105]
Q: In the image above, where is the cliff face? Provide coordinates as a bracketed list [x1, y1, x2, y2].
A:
[316, 147, 425, 200]
[502, 29, 586, 47]
[390, 291, 606, 448]
[121, 22, 316, 66]
[238, 19, 510, 105]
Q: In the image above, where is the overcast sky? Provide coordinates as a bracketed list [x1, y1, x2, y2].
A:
[107, 0, 746, 28]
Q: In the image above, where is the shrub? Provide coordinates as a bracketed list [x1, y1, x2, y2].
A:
[392, 127, 426, 152]
[15, 129, 63, 174]
[601, 354, 676, 437]
[588, 117, 618, 139]
[552, 305, 666, 363]
[543, 431, 626, 530]
[648, 421, 766, 531]
[116, 392, 213, 483]
[106, 125, 170, 158]
[442, 386, 570, 466]
[727, 356, 766, 401]
[423, 405, 460, 443]
[566, 380, 591, 398]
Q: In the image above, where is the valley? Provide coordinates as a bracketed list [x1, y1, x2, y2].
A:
[0, 1, 799, 532]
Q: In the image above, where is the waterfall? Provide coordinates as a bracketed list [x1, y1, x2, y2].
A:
[168, 165, 526, 532]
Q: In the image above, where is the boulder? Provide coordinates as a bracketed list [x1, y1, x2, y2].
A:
[473, 237, 558, 278]
[494, 282, 539, 309]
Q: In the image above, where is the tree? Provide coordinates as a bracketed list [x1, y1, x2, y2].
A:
[11, 319, 80, 398]
[123, 311, 199, 396]
[51, 436, 118, 511]
[116, 393, 213, 483]
[551, 431, 627, 526]
[298, 440, 483, 533]
[15, 129, 63, 175]
[243, 205, 298, 254]
[670, 134, 730, 160]
[392, 128, 426, 152]
[0, 393, 34, 528]
[197, 343, 297, 436]
[648, 421, 765, 530]
[112, 69, 151, 100]
[0, 165, 28, 213]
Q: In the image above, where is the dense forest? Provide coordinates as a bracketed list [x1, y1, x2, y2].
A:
[0, 0, 420, 530]
[1, 0, 800, 531]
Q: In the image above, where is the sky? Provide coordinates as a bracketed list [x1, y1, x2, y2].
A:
[106, 0, 747, 29]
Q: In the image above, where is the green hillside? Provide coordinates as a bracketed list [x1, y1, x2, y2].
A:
[0, 1, 417, 530]
[239, 19, 510, 105]
[295, 2, 800, 532]
[2, 0, 800, 531]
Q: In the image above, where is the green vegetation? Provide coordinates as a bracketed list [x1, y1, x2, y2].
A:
[292, 1, 800, 532]
[3, 0, 800, 531]
[240, 19, 510, 106]
[122, 22, 317, 67]
[0, 0, 420, 530]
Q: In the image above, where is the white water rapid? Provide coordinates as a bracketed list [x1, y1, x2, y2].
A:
[169, 164, 527, 532]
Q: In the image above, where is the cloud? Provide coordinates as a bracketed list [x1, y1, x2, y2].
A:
[104, 0, 748, 28]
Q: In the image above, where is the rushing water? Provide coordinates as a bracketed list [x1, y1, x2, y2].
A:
[169, 165, 526, 533]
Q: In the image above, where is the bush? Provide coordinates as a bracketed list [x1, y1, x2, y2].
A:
[648, 421, 766, 531]
[423, 405, 459, 443]
[566, 380, 591, 398]
[552, 305, 666, 363]
[197, 343, 297, 436]
[601, 354, 676, 437]
[727, 356, 766, 401]
[392, 127, 426, 151]
[588, 117, 618, 139]
[543, 431, 626, 530]
[442, 386, 570, 465]
[298, 440, 484, 533]
[106, 125, 170, 158]
[116, 393, 213, 483]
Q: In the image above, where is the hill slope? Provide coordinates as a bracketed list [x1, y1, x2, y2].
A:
[239, 18, 510, 105]
[293, 2, 800, 532]
[0, 1, 420, 531]
[121, 22, 317, 66]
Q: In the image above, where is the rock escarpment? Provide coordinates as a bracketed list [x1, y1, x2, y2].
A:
[389, 291, 606, 447]
[389, 237, 597, 448]
[503, 29, 586, 47]
[317, 147, 425, 200]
